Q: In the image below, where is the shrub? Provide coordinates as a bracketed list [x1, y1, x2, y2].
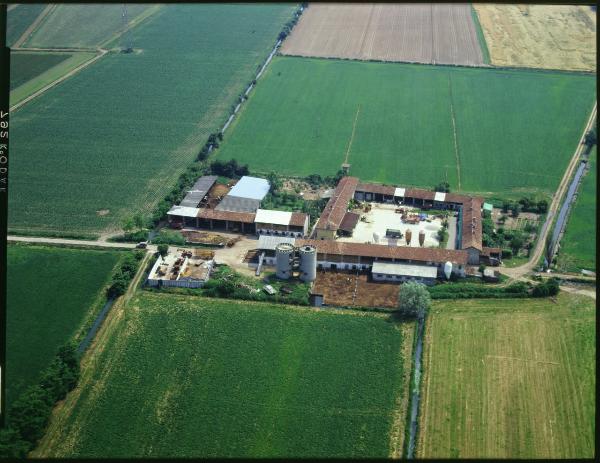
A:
[152, 230, 185, 246]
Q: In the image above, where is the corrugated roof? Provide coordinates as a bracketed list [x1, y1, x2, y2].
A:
[339, 212, 360, 232]
[315, 176, 359, 231]
[258, 235, 296, 250]
[405, 188, 436, 200]
[216, 195, 262, 213]
[180, 176, 217, 208]
[167, 206, 200, 218]
[297, 239, 469, 265]
[434, 192, 446, 202]
[226, 176, 270, 200]
[255, 209, 292, 226]
[197, 208, 256, 223]
[372, 261, 438, 278]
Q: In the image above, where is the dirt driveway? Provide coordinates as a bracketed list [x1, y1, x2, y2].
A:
[213, 236, 259, 276]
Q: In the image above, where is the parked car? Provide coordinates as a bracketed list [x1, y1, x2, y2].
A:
[136, 241, 148, 249]
[263, 284, 276, 295]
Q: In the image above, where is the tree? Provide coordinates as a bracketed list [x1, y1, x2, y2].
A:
[132, 213, 147, 231]
[157, 244, 169, 261]
[9, 385, 53, 445]
[121, 216, 135, 234]
[398, 281, 431, 320]
[107, 277, 128, 298]
[537, 199, 548, 214]
[510, 233, 524, 255]
[0, 428, 30, 458]
[433, 181, 450, 193]
[510, 204, 520, 218]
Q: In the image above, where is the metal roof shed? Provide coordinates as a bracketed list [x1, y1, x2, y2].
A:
[372, 262, 438, 279]
[227, 176, 270, 201]
[255, 209, 292, 226]
[258, 235, 296, 251]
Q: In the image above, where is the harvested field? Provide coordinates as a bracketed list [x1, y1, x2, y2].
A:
[418, 294, 595, 458]
[38, 293, 410, 457]
[281, 3, 484, 66]
[312, 270, 399, 308]
[474, 5, 596, 71]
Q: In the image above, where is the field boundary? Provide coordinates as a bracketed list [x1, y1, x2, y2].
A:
[343, 104, 361, 166]
[12, 4, 56, 48]
[470, 5, 491, 65]
[447, 75, 461, 190]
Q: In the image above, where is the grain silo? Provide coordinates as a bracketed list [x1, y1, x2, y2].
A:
[298, 245, 317, 282]
[444, 261, 452, 280]
[405, 229, 412, 245]
[418, 230, 426, 246]
[275, 243, 295, 279]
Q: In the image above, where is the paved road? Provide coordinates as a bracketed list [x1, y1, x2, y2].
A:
[500, 103, 597, 280]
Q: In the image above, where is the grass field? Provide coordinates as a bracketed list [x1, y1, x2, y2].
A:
[418, 294, 595, 458]
[22, 4, 154, 49]
[8, 4, 295, 235]
[6, 3, 46, 47]
[9, 51, 97, 105]
[557, 147, 596, 272]
[217, 56, 595, 195]
[6, 244, 120, 405]
[39, 293, 411, 458]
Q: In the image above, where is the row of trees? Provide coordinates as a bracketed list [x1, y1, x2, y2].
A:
[501, 197, 548, 217]
[0, 344, 80, 458]
[277, 3, 306, 41]
[107, 251, 145, 298]
[209, 159, 249, 179]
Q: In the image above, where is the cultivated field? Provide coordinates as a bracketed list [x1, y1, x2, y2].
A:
[8, 4, 295, 235]
[6, 3, 47, 47]
[38, 293, 412, 458]
[6, 244, 120, 404]
[474, 5, 596, 72]
[9, 51, 97, 105]
[21, 4, 155, 49]
[418, 294, 596, 458]
[218, 56, 595, 195]
[558, 148, 596, 272]
[281, 3, 484, 66]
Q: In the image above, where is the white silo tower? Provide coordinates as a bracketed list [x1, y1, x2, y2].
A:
[298, 245, 317, 282]
[275, 243, 295, 280]
[444, 261, 453, 280]
[373, 232, 380, 244]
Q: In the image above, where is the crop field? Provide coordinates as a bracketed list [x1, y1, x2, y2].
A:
[9, 51, 98, 105]
[8, 4, 295, 234]
[22, 4, 155, 49]
[558, 148, 596, 272]
[6, 3, 47, 47]
[281, 3, 484, 66]
[38, 294, 412, 458]
[217, 56, 595, 194]
[418, 294, 595, 458]
[474, 5, 596, 72]
[6, 244, 120, 405]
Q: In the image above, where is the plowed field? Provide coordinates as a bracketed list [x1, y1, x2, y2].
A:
[281, 3, 484, 66]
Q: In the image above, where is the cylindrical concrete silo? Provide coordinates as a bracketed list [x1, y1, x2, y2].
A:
[418, 230, 426, 246]
[405, 229, 412, 245]
[298, 245, 317, 282]
[275, 243, 295, 279]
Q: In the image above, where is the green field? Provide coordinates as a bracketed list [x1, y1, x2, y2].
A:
[418, 294, 595, 458]
[8, 4, 295, 234]
[39, 294, 410, 458]
[217, 56, 595, 195]
[9, 51, 97, 105]
[6, 3, 46, 47]
[6, 244, 120, 404]
[22, 4, 155, 49]
[558, 147, 596, 272]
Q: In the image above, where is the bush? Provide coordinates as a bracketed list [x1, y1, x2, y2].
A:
[532, 278, 560, 297]
[428, 282, 529, 299]
[152, 230, 185, 246]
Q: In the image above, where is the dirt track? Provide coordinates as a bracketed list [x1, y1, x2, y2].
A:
[12, 4, 56, 48]
[281, 3, 485, 66]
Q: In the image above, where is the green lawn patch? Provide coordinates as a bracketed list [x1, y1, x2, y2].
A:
[217, 56, 595, 195]
[44, 293, 409, 458]
[6, 244, 121, 404]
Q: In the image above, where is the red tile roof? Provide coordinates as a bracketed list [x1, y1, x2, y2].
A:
[289, 212, 309, 227]
[405, 188, 436, 201]
[356, 182, 396, 196]
[297, 239, 469, 265]
[197, 208, 256, 223]
[339, 212, 360, 232]
[315, 176, 360, 231]
[461, 197, 483, 251]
